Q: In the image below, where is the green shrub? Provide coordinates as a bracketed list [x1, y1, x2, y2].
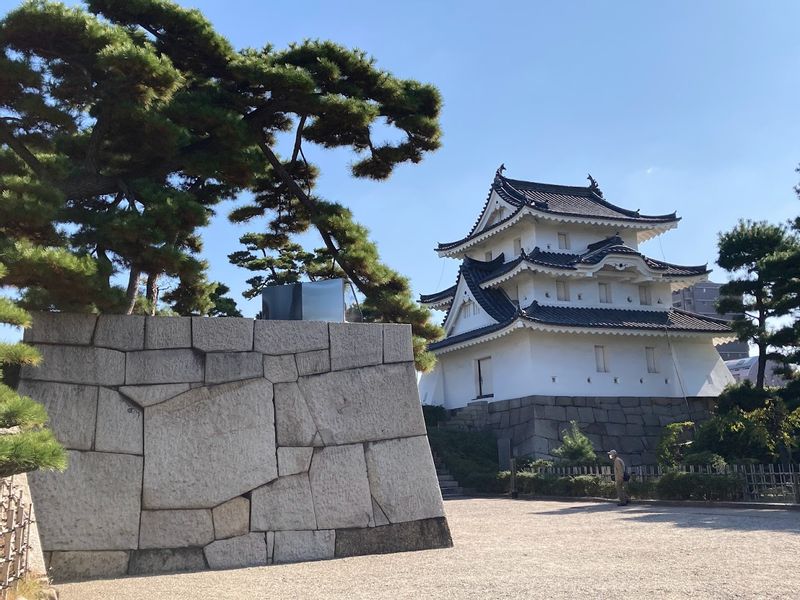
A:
[656, 421, 694, 468]
[422, 405, 447, 428]
[655, 471, 743, 501]
[692, 408, 775, 463]
[551, 421, 597, 466]
[682, 451, 727, 470]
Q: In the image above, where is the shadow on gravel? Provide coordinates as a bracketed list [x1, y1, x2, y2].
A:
[531, 503, 800, 534]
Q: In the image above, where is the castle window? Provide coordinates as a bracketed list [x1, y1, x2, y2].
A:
[594, 345, 608, 373]
[556, 280, 569, 301]
[599, 282, 612, 304]
[485, 251, 493, 261]
[557, 232, 570, 250]
[513, 237, 522, 257]
[645, 346, 658, 373]
[639, 285, 652, 306]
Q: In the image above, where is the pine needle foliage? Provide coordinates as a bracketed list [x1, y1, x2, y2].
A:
[1, 0, 442, 364]
[551, 421, 598, 466]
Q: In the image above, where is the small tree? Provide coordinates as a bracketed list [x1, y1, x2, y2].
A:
[0, 274, 66, 477]
[551, 421, 597, 466]
[656, 421, 694, 468]
[716, 220, 798, 389]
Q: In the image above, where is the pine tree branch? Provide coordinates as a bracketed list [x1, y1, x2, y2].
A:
[291, 115, 306, 164]
[252, 133, 368, 291]
[0, 120, 46, 180]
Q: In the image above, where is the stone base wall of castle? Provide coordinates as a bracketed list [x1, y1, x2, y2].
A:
[446, 395, 715, 465]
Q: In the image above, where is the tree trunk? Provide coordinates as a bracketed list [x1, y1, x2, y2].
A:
[125, 268, 141, 315]
[756, 297, 767, 390]
[146, 273, 159, 316]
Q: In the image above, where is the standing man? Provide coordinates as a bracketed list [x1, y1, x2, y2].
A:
[608, 449, 628, 506]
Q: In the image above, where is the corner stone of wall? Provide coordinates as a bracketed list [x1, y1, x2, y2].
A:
[446, 395, 714, 465]
[20, 314, 451, 582]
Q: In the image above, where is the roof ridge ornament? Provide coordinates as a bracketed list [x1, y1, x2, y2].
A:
[497, 163, 506, 175]
[586, 173, 604, 198]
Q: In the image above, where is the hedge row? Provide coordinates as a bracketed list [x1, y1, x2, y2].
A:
[487, 471, 745, 502]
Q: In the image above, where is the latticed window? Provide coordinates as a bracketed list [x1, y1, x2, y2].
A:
[594, 345, 608, 372]
[639, 284, 652, 305]
[557, 232, 569, 249]
[599, 282, 612, 303]
[556, 280, 569, 301]
[646, 347, 658, 373]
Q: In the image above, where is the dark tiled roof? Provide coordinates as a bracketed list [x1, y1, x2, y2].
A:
[476, 235, 708, 284]
[419, 284, 457, 305]
[436, 170, 678, 253]
[495, 174, 677, 223]
[521, 302, 732, 332]
[428, 319, 515, 351]
[459, 255, 517, 322]
[427, 305, 731, 350]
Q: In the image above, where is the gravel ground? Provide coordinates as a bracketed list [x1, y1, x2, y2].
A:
[59, 498, 800, 599]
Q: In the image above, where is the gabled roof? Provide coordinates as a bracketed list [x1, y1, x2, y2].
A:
[477, 235, 709, 285]
[494, 174, 678, 224]
[457, 255, 517, 322]
[436, 169, 680, 254]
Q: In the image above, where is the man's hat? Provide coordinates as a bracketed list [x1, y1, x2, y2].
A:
[608, 449, 618, 457]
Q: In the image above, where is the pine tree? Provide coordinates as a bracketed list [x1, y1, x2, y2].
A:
[716, 220, 798, 389]
[1, 1, 444, 366]
[0, 266, 66, 477]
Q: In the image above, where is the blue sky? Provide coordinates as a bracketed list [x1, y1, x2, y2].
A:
[4, 0, 800, 322]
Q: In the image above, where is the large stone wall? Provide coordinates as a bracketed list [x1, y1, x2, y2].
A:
[447, 395, 714, 465]
[18, 314, 451, 581]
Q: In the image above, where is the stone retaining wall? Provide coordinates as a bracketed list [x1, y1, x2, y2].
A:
[18, 313, 451, 581]
[449, 395, 714, 465]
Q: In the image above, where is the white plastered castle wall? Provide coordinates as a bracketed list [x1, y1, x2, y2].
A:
[419, 328, 734, 409]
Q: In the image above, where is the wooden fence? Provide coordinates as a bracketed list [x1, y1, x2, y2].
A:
[529, 463, 800, 504]
[0, 479, 33, 599]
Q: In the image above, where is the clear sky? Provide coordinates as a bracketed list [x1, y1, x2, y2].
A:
[5, 0, 800, 321]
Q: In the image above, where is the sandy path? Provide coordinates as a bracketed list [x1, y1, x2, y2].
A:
[59, 498, 800, 599]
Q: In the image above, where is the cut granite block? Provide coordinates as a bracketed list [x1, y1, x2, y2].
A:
[24, 312, 97, 345]
[48, 551, 129, 582]
[365, 436, 444, 524]
[382, 323, 413, 364]
[204, 533, 267, 570]
[95, 388, 143, 455]
[212, 497, 249, 540]
[145, 316, 192, 349]
[277, 447, 313, 477]
[16, 381, 97, 450]
[128, 548, 206, 576]
[205, 352, 263, 384]
[94, 315, 145, 351]
[143, 379, 276, 509]
[329, 322, 382, 371]
[274, 382, 317, 447]
[254, 320, 329, 355]
[29, 451, 142, 551]
[139, 509, 214, 549]
[297, 363, 425, 445]
[263, 354, 298, 383]
[250, 473, 316, 531]
[335, 517, 453, 558]
[273, 530, 334, 564]
[21, 345, 125, 386]
[295, 349, 330, 376]
[309, 445, 372, 529]
[125, 349, 204, 385]
[192, 317, 253, 352]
